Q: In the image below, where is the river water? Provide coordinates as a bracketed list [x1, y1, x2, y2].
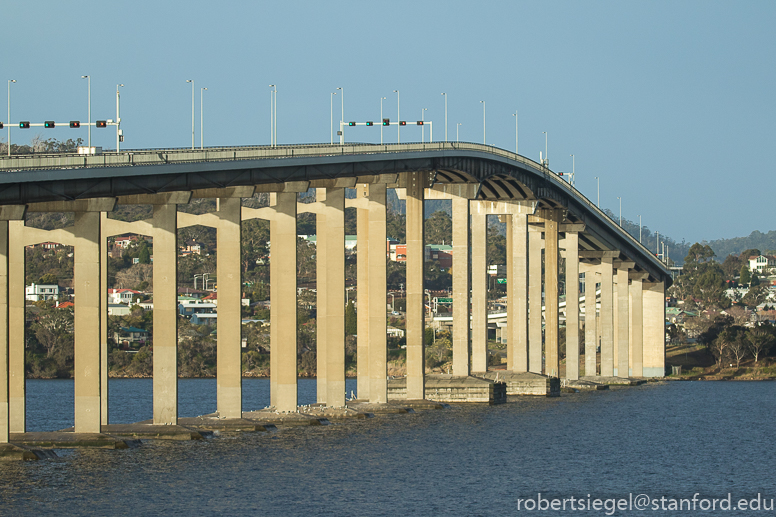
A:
[1, 380, 774, 516]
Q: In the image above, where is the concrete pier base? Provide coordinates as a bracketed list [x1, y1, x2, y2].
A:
[83, 423, 206, 441]
[10, 432, 132, 449]
[580, 376, 646, 386]
[178, 416, 275, 433]
[388, 375, 506, 405]
[479, 371, 561, 397]
[300, 405, 374, 420]
[564, 379, 610, 391]
[0, 443, 54, 461]
[242, 410, 329, 427]
[346, 402, 417, 414]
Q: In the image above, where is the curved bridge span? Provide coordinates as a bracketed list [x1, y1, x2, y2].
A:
[0, 143, 671, 439]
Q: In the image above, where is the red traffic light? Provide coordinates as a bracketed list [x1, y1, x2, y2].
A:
[70, 121, 80, 128]
[400, 121, 406, 126]
[96, 120, 107, 128]
[416, 121, 424, 125]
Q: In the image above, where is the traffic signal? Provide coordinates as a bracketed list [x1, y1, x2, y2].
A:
[0, 122, 3, 129]
[382, 118, 390, 126]
[416, 121, 424, 125]
[96, 120, 107, 128]
[558, 172, 563, 176]
[45, 121, 55, 128]
[70, 121, 80, 128]
[19, 121, 29, 129]
[348, 121, 356, 127]
[400, 121, 406, 126]
[366, 121, 373, 126]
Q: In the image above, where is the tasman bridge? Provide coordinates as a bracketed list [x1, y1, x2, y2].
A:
[0, 141, 671, 441]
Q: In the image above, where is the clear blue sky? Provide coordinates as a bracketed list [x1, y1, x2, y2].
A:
[4, 0, 775, 244]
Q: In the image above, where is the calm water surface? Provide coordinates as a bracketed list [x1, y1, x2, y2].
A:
[1, 380, 774, 516]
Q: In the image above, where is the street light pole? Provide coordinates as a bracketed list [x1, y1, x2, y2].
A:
[82, 75, 91, 148]
[638, 215, 642, 242]
[570, 154, 575, 186]
[512, 110, 518, 154]
[421, 108, 427, 142]
[393, 90, 400, 143]
[441, 92, 447, 142]
[480, 100, 485, 144]
[379, 96, 386, 144]
[594, 176, 600, 207]
[457, 122, 461, 142]
[542, 131, 548, 167]
[617, 196, 622, 226]
[185, 79, 194, 149]
[330, 92, 337, 145]
[7, 79, 15, 156]
[200, 87, 207, 149]
[337, 87, 343, 144]
[116, 84, 124, 152]
[268, 85, 276, 147]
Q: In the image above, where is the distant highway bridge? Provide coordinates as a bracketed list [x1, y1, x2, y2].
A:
[0, 141, 671, 439]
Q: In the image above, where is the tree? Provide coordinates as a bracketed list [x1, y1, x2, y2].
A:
[709, 332, 730, 367]
[747, 326, 775, 363]
[138, 244, 151, 264]
[344, 300, 357, 336]
[425, 210, 452, 245]
[726, 329, 749, 368]
[740, 265, 751, 285]
[751, 272, 760, 286]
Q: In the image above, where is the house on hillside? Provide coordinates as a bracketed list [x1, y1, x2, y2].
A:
[114, 326, 149, 347]
[25, 283, 59, 301]
[108, 288, 142, 305]
[749, 255, 776, 274]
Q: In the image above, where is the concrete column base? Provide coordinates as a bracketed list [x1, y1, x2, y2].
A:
[479, 371, 561, 397]
[387, 375, 506, 404]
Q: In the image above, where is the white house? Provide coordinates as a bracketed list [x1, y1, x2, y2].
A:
[749, 255, 776, 274]
[25, 283, 59, 301]
[108, 303, 132, 316]
[108, 288, 142, 305]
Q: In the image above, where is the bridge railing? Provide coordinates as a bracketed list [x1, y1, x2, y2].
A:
[0, 141, 666, 272]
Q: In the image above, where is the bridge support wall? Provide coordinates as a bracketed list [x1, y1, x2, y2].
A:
[642, 281, 665, 377]
[470, 212, 487, 373]
[217, 198, 242, 418]
[509, 213, 529, 373]
[451, 196, 470, 377]
[528, 229, 543, 374]
[405, 173, 426, 400]
[565, 232, 580, 380]
[599, 258, 614, 377]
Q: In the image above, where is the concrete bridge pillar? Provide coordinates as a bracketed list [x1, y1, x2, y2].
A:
[8, 221, 25, 433]
[366, 184, 387, 403]
[73, 211, 103, 433]
[599, 258, 614, 377]
[451, 196, 470, 377]
[270, 192, 298, 412]
[0, 221, 8, 442]
[356, 188, 369, 401]
[216, 197, 243, 418]
[543, 212, 560, 378]
[152, 203, 180, 425]
[642, 281, 665, 377]
[630, 275, 646, 377]
[582, 265, 598, 376]
[507, 213, 529, 373]
[405, 172, 427, 400]
[564, 232, 580, 380]
[616, 264, 633, 378]
[316, 188, 346, 407]
[470, 211, 487, 373]
[528, 228, 543, 374]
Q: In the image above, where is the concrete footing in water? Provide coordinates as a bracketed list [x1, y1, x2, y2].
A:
[478, 371, 561, 397]
[580, 376, 646, 386]
[9, 432, 135, 449]
[242, 410, 330, 427]
[565, 379, 610, 391]
[102, 423, 209, 440]
[0, 443, 56, 461]
[387, 375, 507, 404]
